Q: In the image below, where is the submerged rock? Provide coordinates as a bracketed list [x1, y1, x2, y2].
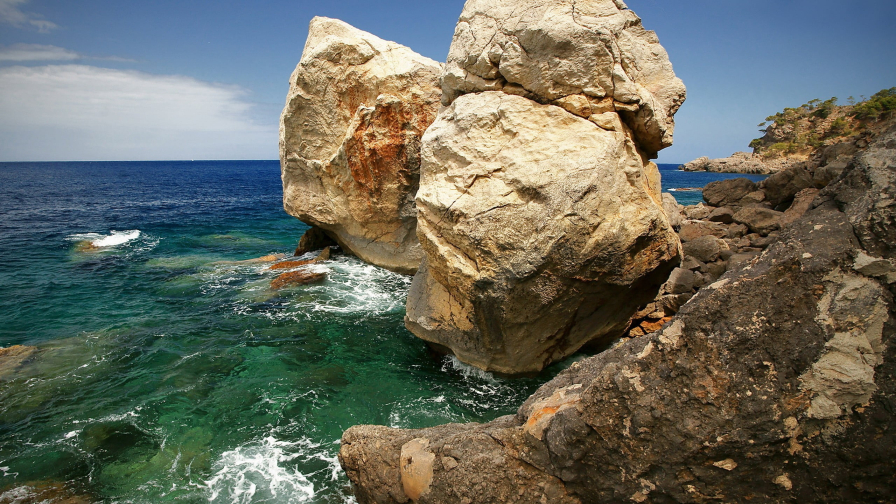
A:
[269, 247, 331, 270]
[340, 125, 896, 504]
[280, 17, 442, 274]
[407, 91, 680, 374]
[0, 345, 38, 379]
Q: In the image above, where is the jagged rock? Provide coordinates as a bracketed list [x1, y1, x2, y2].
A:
[781, 188, 819, 226]
[339, 129, 896, 502]
[280, 17, 442, 274]
[733, 207, 785, 235]
[679, 151, 802, 174]
[762, 166, 814, 209]
[828, 124, 896, 259]
[440, 0, 686, 156]
[702, 178, 758, 208]
[407, 91, 680, 374]
[662, 193, 684, 229]
[293, 226, 337, 256]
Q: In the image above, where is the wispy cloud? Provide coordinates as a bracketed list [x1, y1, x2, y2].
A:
[0, 44, 137, 62]
[0, 44, 79, 61]
[0, 65, 277, 160]
[0, 0, 57, 32]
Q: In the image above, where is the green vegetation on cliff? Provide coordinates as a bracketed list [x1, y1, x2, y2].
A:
[749, 87, 895, 158]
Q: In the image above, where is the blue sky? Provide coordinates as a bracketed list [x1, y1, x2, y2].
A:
[0, 0, 893, 162]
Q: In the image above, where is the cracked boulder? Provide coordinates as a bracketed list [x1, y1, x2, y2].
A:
[441, 0, 686, 156]
[279, 17, 442, 274]
[406, 91, 680, 374]
[341, 125, 896, 503]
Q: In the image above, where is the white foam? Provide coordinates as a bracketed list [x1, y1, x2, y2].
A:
[92, 230, 141, 247]
[68, 229, 144, 248]
[205, 436, 315, 504]
[443, 356, 500, 384]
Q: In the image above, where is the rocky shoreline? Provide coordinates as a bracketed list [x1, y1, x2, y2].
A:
[678, 151, 803, 174]
[273, 0, 896, 501]
[339, 120, 896, 504]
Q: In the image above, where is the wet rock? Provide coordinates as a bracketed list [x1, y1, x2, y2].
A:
[269, 247, 331, 270]
[0, 481, 93, 504]
[293, 226, 337, 256]
[280, 17, 442, 274]
[270, 269, 327, 289]
[733, 206, 785, 235]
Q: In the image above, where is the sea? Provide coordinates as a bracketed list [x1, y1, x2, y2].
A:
[0, 161, 766, 503]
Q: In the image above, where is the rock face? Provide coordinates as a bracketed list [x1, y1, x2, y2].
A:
[680, 151, 802, 174]
[279, 17, 442, 274]
[405, 0, 684, 374]
[407, 92, 680, 374]
[340, 126, 896, 503]
[441, 0, 685, 157]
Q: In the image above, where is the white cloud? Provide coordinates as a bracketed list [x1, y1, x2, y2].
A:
[0, 65, 277, 160]
[0, 43, 80, 61]
[0, 43, 137, 62]
[0, 0, 57, 32]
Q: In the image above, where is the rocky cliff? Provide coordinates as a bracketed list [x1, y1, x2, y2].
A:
[405, 0, 685, 375]
[279, 17, 442, 274]
[340, 123, 896, 504]
[681, 89, 896, 174]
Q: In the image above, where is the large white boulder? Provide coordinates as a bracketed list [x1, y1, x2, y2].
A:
[406, 92, 680, 374]
[279, 17, 442, 274]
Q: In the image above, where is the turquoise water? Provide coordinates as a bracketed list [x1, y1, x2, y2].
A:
[0, 161, 758, 503]
[0, 161, 569, 503]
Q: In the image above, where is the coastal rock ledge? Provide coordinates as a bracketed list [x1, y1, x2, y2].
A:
[340, 125, 896, 503]
[279, 17, 442, 274]
[404, 0, 685, 375]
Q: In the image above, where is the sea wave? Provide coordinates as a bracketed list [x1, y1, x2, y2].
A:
[68, 230, 142, 247]
[204, 436, 316, 504]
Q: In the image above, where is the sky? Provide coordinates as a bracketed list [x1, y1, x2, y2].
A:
[0, 0, 894, 163]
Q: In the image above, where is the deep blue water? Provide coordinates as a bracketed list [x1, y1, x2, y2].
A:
[658, 163, 768, 205]
[0, 161, 761, 503]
